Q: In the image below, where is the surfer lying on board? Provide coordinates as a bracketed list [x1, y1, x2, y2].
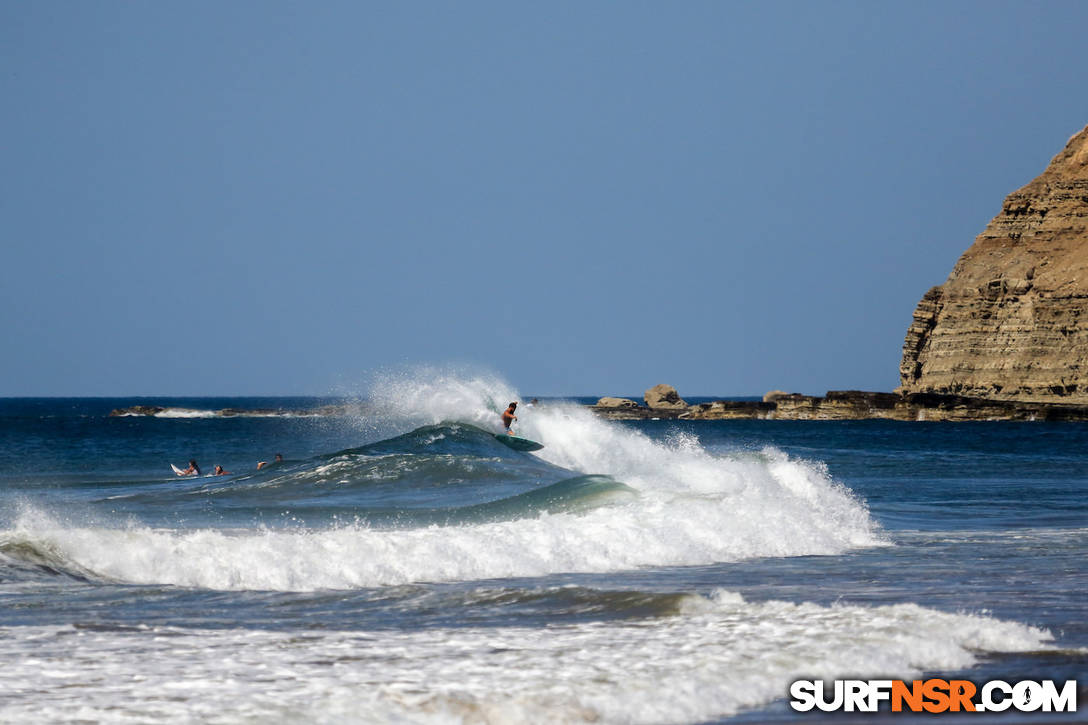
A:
[177, 459, 201, 476]
[502, 402, 518, 434]
[213, 465, 230, 476]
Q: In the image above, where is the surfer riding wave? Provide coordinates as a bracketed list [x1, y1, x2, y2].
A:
[502, 402, 518, 434]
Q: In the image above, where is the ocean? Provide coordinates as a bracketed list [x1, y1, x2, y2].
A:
[1, 375, 1085, 723]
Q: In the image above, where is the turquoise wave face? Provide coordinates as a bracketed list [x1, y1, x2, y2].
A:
[59, 423, 632, 529]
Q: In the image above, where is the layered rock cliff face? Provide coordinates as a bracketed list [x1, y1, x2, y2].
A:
[899, 125, 1088, 402]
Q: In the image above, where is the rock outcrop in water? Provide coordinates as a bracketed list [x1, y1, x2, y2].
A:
[109, 404, 353, 418]
[644, 384, 687, 410]
[899, 124, 1088, 403]
[589, 385, 1088, 421]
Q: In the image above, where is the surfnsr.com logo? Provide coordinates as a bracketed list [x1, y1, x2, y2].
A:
[789, 679, 1078, 713]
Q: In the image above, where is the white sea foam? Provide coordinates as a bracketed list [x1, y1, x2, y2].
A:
[5, 464, 879, 590]
[1, 374, 885, 591]
[0, 589, 1053, 724]
[153, 408, 222, 419]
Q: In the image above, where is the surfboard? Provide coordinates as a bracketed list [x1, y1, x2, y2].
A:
[170, 463, 187, 475]
[494, 434, 544, 452]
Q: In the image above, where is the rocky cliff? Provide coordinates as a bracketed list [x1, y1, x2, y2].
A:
[899, 124, 1088, 402]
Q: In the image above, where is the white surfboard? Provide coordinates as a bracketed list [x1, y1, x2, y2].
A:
[171, 463, 188, 476]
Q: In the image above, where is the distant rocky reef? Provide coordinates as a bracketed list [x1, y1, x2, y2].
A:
[899, 124, 1088, 403]
[109, 404, 353, 418]
[591, 384, 1088, 422]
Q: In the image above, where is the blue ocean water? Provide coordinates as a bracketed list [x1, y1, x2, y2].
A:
[0, 381, 1085, 723]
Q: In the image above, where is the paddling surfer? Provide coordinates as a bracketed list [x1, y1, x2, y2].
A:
[501, 402, 518, 435]
[257, 453, 283, 470]
[177, 459, 201, 476]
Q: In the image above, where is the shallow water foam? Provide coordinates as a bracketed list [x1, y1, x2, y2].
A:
[0, 588, 1052, 724]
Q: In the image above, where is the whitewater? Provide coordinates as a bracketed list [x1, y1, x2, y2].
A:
[0, 375, 1083, 722]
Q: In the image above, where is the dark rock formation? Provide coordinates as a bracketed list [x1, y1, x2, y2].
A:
[685, 400, 776, 420]
[109, 406, 165, 417]
[773, 391, 902, 420]
[108, 404, 355, 418]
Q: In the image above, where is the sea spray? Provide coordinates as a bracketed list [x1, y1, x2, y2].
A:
[364, 367, 520, 432]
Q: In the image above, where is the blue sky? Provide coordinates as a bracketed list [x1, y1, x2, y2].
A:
[3, 1, 1087, 397]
